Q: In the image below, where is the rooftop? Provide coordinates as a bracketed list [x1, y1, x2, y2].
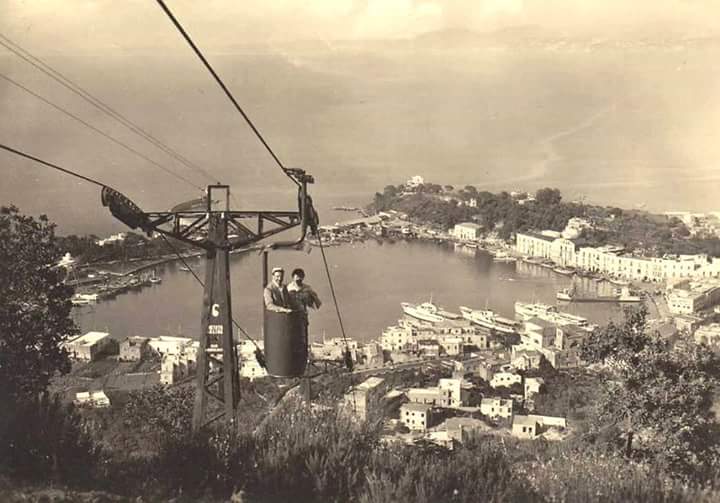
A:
[401, 402, 433, 413]
[67, 331, 110, 346]
[513, 415, 539, 427]
[357, 377, 385, 390]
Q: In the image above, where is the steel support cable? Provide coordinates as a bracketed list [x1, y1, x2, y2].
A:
[0, 142, 110, 189]
[316, 232, 357, 414]
[157, 234, 265, 354]
[153, 0, 300, 187]
[0, 72, 202, 191]
[0, 33, 217, 185]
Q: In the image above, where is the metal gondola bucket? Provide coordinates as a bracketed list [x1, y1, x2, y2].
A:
[263, 310, 308, 377]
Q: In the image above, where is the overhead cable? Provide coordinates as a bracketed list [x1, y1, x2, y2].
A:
[154, 0, 299, 186]
[0, 72, 202, 190]
[0, 33, 217, 184]
[0, 142, 110, 189]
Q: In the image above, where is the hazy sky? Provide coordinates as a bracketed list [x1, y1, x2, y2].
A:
[2, 0, 719, 51]
[2, 0, 720, 233]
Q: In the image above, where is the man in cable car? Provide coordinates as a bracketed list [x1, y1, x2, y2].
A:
[287, 268, 322, 317]
[264, 267, 294, 313]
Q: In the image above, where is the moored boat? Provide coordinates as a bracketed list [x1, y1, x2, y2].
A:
[401, 302, 445, 323]
[459, 306, 519, 334]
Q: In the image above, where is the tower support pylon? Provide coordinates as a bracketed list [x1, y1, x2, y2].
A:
[192, 210, 239, 431]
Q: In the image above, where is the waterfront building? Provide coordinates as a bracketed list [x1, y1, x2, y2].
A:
[148, 335, 193, 356]
[380, 325, 417, 352]
[480, 397, 513, 419]
[63, 331, 115, 361]
[667, 280, 720, 315]
[401, 402, 433, 431]
[119, 336, 150, 361]
[453, 222, 482, 241]
[344, 377, 386, 422]
[516, 231, 720, 282]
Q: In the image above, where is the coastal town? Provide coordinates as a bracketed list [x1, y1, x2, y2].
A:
[54, 174, 720, 452]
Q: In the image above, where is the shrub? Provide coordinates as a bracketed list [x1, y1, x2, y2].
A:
[0, 393, 99, 485]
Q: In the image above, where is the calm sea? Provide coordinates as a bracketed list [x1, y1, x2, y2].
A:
[74, 239, 624, 344]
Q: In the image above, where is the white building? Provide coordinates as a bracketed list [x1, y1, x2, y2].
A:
[667, 280, 720, 315]
[63, 331, 114, 361]
[480, 397, 513, 419]
[401, 402, 433, 431]
[490, 371, 522, 388]
[438, 378, 468, 407]
[96, 232, 127, 246]
[694, 323, 720, 347]
[453, 222, 482, 241]
[512, 414, 567, 439]
[75, 390, 110, 408]
[524, 377, 545, 399]
[344, 376, 386, 422]
[148, 336, 193, 356]
[380, 325, 417, 352]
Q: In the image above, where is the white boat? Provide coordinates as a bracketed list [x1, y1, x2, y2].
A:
[459, 306, 518, 334]
[149, 275, 162, 284]
[552, 266, 575, 276]
[556, 288, 574, 301]
[515, 301, 591, 328]
[514, 301, 558, 320]
[71, 293, 98, 305]
[493, 251, 517, 262]
[401, 302, 445, 323]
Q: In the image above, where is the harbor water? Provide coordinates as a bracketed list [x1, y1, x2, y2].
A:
[74, 240, 627, 343]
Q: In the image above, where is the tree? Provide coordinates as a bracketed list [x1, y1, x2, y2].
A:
[535, 187, 562, 206]
[0, 206, 76, 403]
[580, 307, 650, 363]
[583, 308, 720, 481]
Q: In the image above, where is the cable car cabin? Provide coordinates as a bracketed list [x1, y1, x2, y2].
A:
[263, 309, 308, 377]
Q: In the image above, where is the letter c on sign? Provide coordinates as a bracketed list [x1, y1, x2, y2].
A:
[211, 304, 220, 317]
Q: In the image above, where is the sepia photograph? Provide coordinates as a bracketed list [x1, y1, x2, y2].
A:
[2, 1, 720, 501]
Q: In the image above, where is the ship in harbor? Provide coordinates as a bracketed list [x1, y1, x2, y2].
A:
[459, 306, 519, 334]
[401, 302, 445, 323]
[514, 301, 595, 329]
[557, 286, 642, 303]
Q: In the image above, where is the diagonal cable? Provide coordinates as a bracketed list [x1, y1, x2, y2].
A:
[154, 0, 299, 187]
[0, 33, 217, 185]
[0, 72, 202, 190]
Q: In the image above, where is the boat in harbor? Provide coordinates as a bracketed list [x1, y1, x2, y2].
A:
[401, 302, 445, 323]
[149, 269, 162, 284]
[552, 266, 575, 276]
[492, 251, 517, 262]
[71, 293, 98, 305]
[556, 286, 642, 303]
[514, 301, 592, 328]
[459, 306, 519, 334]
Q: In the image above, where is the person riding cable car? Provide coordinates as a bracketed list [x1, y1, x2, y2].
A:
[287, 268, 322, 318]
[263, 267, 294, 313]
